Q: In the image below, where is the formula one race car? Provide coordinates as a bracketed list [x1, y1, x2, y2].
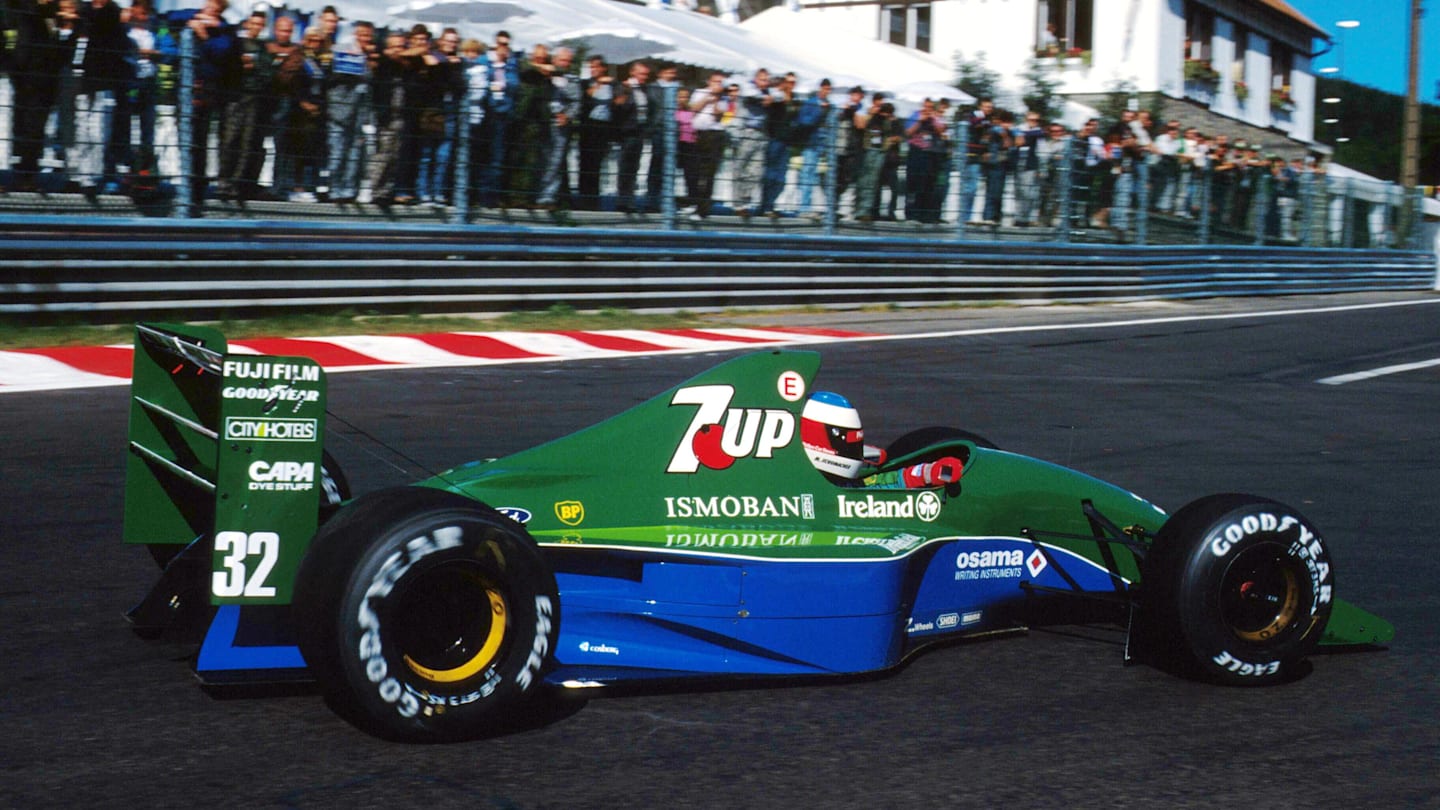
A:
[122, 323, 1393, 741]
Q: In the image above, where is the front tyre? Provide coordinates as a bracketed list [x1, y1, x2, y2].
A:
[295, 487, 559, 741]
[1141, 494, 1333, 685]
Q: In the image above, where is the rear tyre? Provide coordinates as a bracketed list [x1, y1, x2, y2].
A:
[1141, 494, 1333, 685]
[294, 487, 559, 741]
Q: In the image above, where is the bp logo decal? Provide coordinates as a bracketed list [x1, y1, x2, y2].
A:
[555, 501, 585, 526]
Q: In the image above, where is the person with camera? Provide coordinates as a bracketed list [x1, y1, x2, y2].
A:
[684, 70, 730, 221]
[903, 97, 947, 224]
[854, 94, 901, 223]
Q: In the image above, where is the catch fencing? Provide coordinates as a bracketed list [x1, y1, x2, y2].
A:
[0, 29, 1430, 252]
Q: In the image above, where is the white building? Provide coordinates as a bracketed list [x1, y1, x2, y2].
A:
[738, 0, 1328, 149]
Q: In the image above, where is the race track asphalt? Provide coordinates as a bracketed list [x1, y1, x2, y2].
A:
[2, 293, 1437, 807]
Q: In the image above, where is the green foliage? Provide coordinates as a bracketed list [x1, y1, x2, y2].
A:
[1020, 57, 1064, 122]
[1100, 77, 1139, 132]
[1316, 76, 1440, 184]
[952, 51, 1000, 105]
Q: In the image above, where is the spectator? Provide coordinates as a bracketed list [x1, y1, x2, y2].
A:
[1209, 134, 1234, 223]
[179, 0, 234, 208]
[283, 25, 328, 201]
[364, 28, 407, 206]
[79, 0, 133, 193]
[673, 86, 697, 210]
[459, 36, 487, 205]
[391, 23, 433, 204]
[979, 108, 1013, 224]
[685, 69, 729, 220]
[214, 9, 267, 200]
[7, 0, 74, 191]
[47, 0, 84, 181]
[1265, 155, 1294, 239]
[647, 64, 680, 212]
[1036, 121, 1069, 227]
[835, 85, 866, 215]
[758, 70, 795, 217]
[1152, 119, 1181, 214]
[119, 0, 173, 183]
[1012, 110, 1044, 226]
[1110, 128, 1144, 238]
[1233, 143, 1265, 230]
[1090, 128, 1122, 229]
[576, 54, 612, 210]
[903, 97, 946, 223]
[415, 26, 462, 207]
[960, 97, 992, 223]
[265, 14, 301, 198]
[854, 96, 900, 222]
[1177, 126, 1202, 218]
[1072, 117, 1104, 228]
[931, 98, 954, 219]
[612, 60, 655, 215]
[536, 45, 579, 213]
[316, 4, 339, 46]
[732, 66, 772, 218]
[323, 19, 376, 203]
[506, 42, 552, 208]
[794, 77, 833, 220]
[474, 32, 516, 207]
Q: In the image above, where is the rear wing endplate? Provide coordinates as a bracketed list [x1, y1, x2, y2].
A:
[123, 323, 325, 605]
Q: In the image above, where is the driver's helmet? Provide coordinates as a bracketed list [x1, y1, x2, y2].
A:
[801, 391, 866, 480]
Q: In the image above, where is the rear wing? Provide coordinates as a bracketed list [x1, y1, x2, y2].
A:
[123, 323, 325, 605]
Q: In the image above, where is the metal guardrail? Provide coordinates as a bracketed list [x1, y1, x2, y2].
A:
[1, 217, 1433, 321]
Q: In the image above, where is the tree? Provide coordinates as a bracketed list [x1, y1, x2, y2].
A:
[1100, 77, 1138, 132]
[1020, 57, 1064, 122]
[952, 51, 1000, 105]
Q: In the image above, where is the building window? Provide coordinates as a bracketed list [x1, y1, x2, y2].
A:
[1037, 0, 1092, 55]
[1185, 2, 1214, 62]
[882, 4, 933, 52]
[1271, 44, 1292, 91]
[1233, 28, 1248, 82]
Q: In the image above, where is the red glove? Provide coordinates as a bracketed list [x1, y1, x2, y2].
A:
[900, 456, 964, 488]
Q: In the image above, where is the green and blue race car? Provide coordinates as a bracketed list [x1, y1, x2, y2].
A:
[123, 323, 1392, 741]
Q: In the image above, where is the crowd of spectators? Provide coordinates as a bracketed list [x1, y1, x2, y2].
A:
[0, 0, 1332, 238]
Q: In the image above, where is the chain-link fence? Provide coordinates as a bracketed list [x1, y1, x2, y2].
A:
[0, 29, 1428, 250]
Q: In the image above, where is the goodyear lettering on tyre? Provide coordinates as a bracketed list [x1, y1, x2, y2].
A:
[355, 526, 465, 719]
[1206, 511, 1332, 608]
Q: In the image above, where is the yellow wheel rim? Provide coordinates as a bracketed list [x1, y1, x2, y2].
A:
[404, 588, 508, 683]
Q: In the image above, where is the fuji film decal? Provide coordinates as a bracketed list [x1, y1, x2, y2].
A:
[776, 370, 805, 402]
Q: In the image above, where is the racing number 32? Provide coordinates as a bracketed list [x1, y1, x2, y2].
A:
[213, 531, 280, 598]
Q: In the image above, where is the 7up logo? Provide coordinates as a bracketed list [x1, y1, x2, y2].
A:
[667, 385, 796, 473]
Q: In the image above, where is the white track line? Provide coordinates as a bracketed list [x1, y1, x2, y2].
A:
[1318, 357, 1440, 386]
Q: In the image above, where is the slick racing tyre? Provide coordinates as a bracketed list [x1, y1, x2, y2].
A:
[885, 426, 999, 461]
[294, 486, 559, 742]
[1141, 494, 1333, 685]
